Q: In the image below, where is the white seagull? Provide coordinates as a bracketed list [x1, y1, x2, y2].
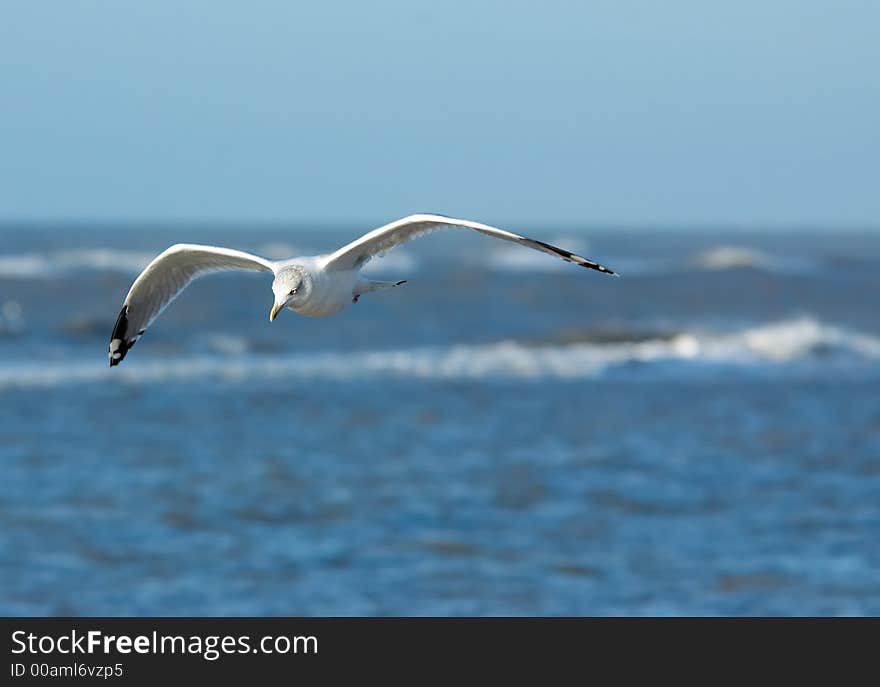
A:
[108, 213, 617, 366]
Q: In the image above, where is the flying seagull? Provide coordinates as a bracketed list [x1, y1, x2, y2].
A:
[108, 213, 617, 366]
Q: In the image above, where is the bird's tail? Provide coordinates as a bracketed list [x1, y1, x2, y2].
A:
[352, 280, 407, 302]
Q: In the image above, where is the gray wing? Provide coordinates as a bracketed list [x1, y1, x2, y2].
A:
[321, 213, 618, 275]
[109, 244, 274, 366]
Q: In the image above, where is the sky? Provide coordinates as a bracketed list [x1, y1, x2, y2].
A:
[1, 1, 878, 228]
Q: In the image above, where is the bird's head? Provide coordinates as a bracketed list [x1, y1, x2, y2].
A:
[270, 265, 310, 321]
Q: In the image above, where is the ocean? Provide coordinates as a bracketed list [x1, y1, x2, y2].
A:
[1, 222, 878, 615]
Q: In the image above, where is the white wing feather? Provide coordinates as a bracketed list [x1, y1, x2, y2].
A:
[321, 213, 617, 275]
[109, 244, 274, 366]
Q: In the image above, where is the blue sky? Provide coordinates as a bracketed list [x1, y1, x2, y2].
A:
[1, 1, 878, 227]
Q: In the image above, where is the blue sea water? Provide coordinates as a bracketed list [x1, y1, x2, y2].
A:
[1, 222, 879, 615]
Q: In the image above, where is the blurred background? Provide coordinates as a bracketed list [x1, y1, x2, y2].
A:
[1, 1, 879, 615]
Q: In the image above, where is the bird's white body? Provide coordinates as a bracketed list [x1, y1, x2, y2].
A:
[278, 257, 358, 317]
[108, 213, 617, 366]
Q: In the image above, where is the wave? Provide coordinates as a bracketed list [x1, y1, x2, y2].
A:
[0, 247, 420, 279]
[0, 318, 877, 391]
[0, 241, 820, 281]
[690, 245, 812, 273]
[484, 242, 815, 277]
[587, 246, 818, 278]
[0, 249, 154, 278]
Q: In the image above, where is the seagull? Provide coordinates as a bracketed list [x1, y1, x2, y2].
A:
[108, 213, 617, 366]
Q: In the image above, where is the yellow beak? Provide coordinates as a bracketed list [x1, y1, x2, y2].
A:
[269, 303, 282, 322]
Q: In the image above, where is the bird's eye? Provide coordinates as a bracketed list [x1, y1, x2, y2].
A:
[289, 288, 298, 295]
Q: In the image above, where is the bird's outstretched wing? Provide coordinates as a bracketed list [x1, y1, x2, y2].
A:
[321, 213, 617, 276]
[109, 244, 274, 366]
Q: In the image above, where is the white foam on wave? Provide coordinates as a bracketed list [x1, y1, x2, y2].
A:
[691, 245, 813, 274]
[0, 318, 877, 391]
[0, 249, 154, 278]
[675, 317, 880, 362]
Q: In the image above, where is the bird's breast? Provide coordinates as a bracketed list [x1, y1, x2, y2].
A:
[290, 269, 354, 317]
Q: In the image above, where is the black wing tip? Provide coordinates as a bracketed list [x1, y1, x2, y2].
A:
[593, 264, 619, 277]
[108, 340, 133, 366]
[580, 261, 618, 277]
[108, 305, 139, 367]
[530, 239, 618, 277]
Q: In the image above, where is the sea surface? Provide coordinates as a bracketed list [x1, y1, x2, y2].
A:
[1, 221, 879, 615]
